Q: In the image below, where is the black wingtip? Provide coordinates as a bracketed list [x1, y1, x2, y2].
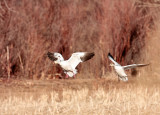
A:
[91, 52, 95, 57]
[108, 52, 114, 59]
[81, 52, 95, 62]
[88, 52, 95, 60]
[108, 53, 111, 56]
[142, 63, 150, 66]
[47, 51, 52, 56]
[47, 51, 57, 61]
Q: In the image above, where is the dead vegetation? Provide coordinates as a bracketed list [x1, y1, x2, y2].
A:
[0, 77, 160, 115]
[0, 0, 159, 79]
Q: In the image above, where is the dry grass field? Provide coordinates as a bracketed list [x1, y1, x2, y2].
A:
[0, 75, 160, 115]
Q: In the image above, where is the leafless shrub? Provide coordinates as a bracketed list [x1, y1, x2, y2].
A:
[0, 0, 159, 79]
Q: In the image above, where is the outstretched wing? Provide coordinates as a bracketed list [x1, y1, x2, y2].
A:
[108, 53, 120, 65]
[67, 52, 94, 69]
[47, 52, 57, 61]
[123, 64, 149, 70]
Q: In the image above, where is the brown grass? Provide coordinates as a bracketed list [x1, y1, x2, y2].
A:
[0, 76, 160, 115]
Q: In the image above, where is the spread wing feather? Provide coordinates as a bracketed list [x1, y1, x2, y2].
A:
[123, 64, 149, 70]
[108, 53, 120, 65]
[47, 52, 57, 61]
[68, 52, 94, 69]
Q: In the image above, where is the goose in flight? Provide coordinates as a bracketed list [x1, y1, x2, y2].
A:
[108, 53, 149, 82]
[47, 52, 95, 78]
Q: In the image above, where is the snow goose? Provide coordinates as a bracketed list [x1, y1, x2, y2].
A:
[108, 53, 149, 82]
[47, 52, 95, 78]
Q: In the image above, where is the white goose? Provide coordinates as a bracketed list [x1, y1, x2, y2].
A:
[108, 53, 149, 82]
[47, 52, 95, 78]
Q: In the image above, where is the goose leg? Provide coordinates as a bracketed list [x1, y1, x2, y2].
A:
[73, 75, 76, 79]
[65, 74, 69, 79]
[118, 76, 120, 82]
